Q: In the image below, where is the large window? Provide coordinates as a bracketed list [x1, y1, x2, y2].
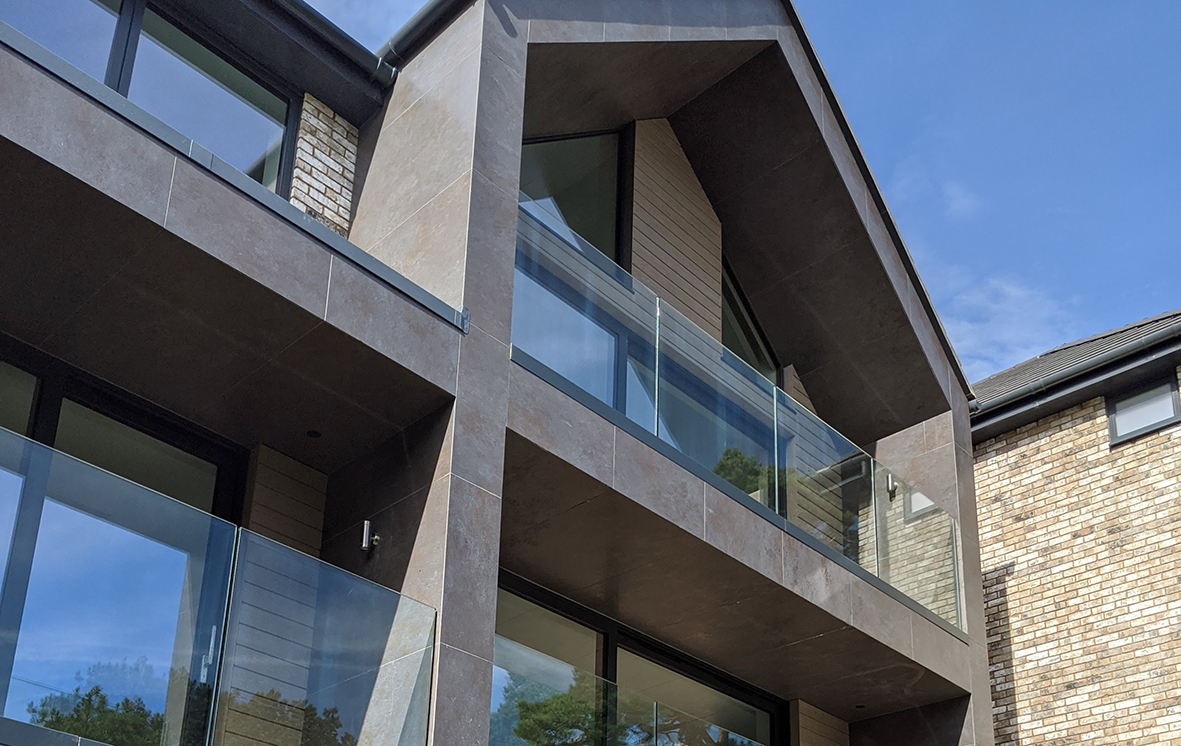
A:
[1, 0, 294, 193]
[0, 337, 243, 517]
[1107, 378, 1181, 445]
[520, 133, 622, 264]
[492, 581, 779, 745]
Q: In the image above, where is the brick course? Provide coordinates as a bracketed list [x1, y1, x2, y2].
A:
[974, 365, 1181, 744]
[289, 93, 358, 236]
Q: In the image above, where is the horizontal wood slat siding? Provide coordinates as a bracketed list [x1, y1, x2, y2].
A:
[630, 118, 724, 340]
[791, 701, 850, 746]
[243, 445, 328, 557]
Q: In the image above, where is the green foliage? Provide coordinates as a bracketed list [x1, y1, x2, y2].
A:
[225, 689, 357, 746]
[711, 447, 776, 496]
[29, 686, 164, 746]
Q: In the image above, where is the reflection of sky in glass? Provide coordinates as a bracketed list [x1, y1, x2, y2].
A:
[1, 0, 118, 82]
[128, 13, 285, 182]
[5, 500, 186, 719]
[0, 469, 22, 583]
[512, 268, 617, 405]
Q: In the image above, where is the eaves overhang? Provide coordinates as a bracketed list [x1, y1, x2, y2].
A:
[375, 0, 975, 402]
[157, 0, 396, 126]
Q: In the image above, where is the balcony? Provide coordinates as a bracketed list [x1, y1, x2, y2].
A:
[0, 427, 434, 746]
[491, 637, 767, 746]
[511, 200, 962, 630]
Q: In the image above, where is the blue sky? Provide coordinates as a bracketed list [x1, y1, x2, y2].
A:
[307, 0, 1181, 383]
[792, 1, 1181, 381]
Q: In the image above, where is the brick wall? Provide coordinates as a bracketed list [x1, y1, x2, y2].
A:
[974, 365, 1181, 744]
[289, 93, 358, 236]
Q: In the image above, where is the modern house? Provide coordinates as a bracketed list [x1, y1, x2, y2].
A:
[0, 1, 992, 745]
[973, 310, 1181, 744]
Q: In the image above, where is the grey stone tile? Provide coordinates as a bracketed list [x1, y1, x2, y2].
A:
[483, 0, 529, 73]
[506, 365, 615, 486]
[911, 614, 972, 690]
[164, 159, 331, 318]
[439, 477, 502, 659]
[0, 47, 176, 225]
[472, 44, 526, 201]
[704, 485, 783, 583]
[0, 139, 157, 345]
[325, 257, 461, 395]
[349, 49, 480, 255]
[528, 19, 605, 43]
[354, 644, 434, 746]
[384, 0, 484, 124]
[365, 170, 472, 315]
[465, 168, 522, 343]
[612, 429, 706, 539]
[725, 0, 790, 39]
[875, 419, 928, 465]
[775, 25, 825, 123]
[668, 0, 727, 39]
[848, 582, 914, 657]
[450, 326, 511, 496]
[431, 643, 494, 744]
[925, 411, 955, 453]
[782, 536, 853, 624]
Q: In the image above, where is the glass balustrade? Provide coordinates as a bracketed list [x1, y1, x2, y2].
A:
[0, 426, 435, 746]
[491, 636, 768, 746]
[511, 201, 963, 629]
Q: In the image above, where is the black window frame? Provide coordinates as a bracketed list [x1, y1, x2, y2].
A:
[52, 0, 302, 197]
[0, 333, 247, 523]
[1106, 376, 1181, 447]
[498, 570, 788, 745]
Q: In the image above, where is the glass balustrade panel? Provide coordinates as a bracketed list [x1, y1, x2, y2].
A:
[776, 390, 876, 571]
[0, 427, 236, 746]
[214, 530, 435, 746]
[656, 301, 776, 508]
[1, 0, 120, 83]
[491, 636, 655, 746]
[514, 205, 659, 434]
[874, 465, 961, 628]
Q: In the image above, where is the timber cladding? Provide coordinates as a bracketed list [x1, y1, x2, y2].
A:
[974, 365, 1181, 744]
[630, 118, 724, 341]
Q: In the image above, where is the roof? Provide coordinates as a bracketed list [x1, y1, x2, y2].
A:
[973, 309, 1181, 409]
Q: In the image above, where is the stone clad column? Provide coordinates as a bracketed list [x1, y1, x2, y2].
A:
[343, 3, 528, 744]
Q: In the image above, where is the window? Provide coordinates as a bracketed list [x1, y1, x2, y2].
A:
[1, 0, 295, 193]
[0, 336, 243, 517]
[1107, 378, 1181, 445]
[2, 0, 120, 82]
[0, 361, 37, 436]
[721, 265, 777, 381]
[493, 579, 780, 745]
[129, 10, 288, 191]
[520, 133, 622, 263]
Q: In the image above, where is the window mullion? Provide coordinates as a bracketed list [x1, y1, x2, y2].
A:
[104, 0, 146, 94]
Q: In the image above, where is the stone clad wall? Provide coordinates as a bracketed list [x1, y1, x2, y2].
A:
[974, 365, 1181, 744]
[289, 94, 359, 236]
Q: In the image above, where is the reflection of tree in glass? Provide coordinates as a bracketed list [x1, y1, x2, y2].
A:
[226, 689, 357, 746]
[712, 448, 864, 562]
[493, 668, 752, 746]
[29, 686, 164, 746]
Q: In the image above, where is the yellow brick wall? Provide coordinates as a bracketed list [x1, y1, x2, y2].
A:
[974, 365, 1181, 744]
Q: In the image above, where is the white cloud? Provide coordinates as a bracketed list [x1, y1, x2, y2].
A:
[942, 180, 983, 219]
[936, 273, 1081, 383]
